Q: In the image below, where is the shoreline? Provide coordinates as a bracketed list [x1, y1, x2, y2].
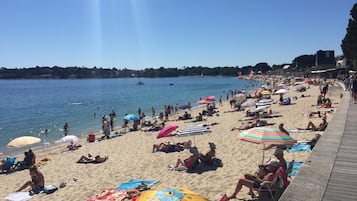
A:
[0, 77, 344, 201]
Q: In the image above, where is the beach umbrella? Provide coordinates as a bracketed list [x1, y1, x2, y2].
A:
[241, 101, 256, 107]
[205, 96, 215, 101]
[137, 187, 209, 201]
[251, 105, 270, 113]
[235, 93, 246, 98]
[275, 89, 289, 94]
[59, 135, 79, 143]
[157, 125, 179, 139]
[294, 84, 304, 90]
[197, 99, 214, 105]
[261, 90, 271, 95]
[239, 126, 297, 163]
[7, 136, 41, 148]
[124, 114, 140, 121]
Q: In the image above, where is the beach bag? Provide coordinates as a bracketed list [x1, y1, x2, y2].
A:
[43, 185, 58, 194]
[87, 133, 95, 142]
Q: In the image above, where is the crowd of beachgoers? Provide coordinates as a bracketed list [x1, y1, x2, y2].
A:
[1, 74, 353, 201]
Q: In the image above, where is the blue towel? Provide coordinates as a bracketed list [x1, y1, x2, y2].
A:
[288, 144, 311, 152]
[286, 161, 304, 176]
[116, 179, 159, 190]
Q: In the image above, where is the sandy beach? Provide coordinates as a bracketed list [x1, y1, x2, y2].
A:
[0, 79, 344, 201]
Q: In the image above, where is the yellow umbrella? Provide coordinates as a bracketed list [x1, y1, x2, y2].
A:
[137, 187, 209, 201]
[261, 90, 271, 95]
[7, 136, 41, 148]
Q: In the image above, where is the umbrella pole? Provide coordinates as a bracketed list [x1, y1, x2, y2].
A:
[262, 144, 265, 164]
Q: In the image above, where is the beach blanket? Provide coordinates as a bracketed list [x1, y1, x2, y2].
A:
[116, 179, 159, 190]
[5, 192, 32, 201]
[186, 158, 223, 174]
[288, 144, 311, 152]
[176, 125, 211, 137]
[286, 161, 304, 176]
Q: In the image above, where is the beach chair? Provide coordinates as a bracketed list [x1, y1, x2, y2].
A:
[254, 167, 290, 201]
[0, 157, 16, 174]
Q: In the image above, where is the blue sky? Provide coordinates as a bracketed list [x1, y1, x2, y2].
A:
[0, 0, 355, 69]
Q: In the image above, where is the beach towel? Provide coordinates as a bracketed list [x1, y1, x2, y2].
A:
[5, 192, 32, 201]
[286, 161, 304, 176]
[116, 179, 159, 190]
[288, 144, 311, 152]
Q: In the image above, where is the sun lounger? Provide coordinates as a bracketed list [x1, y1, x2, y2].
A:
[176, 125, 211, 137]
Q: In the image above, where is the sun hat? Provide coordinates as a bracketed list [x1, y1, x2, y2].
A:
[189, 147, 199, 155]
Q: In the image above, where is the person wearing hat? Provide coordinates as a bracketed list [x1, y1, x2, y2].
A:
[227, 160, 280, 200]
[199, 142, 216, 165]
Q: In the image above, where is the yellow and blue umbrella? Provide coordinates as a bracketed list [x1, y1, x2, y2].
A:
[137, 187, 209, 201]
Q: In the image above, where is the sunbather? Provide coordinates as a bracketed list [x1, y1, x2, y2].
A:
[17, 166, 45, 194]
[307, 134, 321, 150]
[77, 154, 108, 164]
[227, 160, 280, 200]
[297, 117, 328, 131]
[152, 142, 184, 153]
[14, 151, 33, 170]
[66, 141, 82, 151]
[199, 142, 216, 165]
[170, 147, 199, 171]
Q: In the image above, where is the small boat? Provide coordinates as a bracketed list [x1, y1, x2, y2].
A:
[137, 81, 144, 85]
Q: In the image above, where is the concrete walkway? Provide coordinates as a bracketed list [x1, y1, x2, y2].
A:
[279, 87, 357, 201]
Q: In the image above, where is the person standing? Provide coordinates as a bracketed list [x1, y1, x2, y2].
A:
[352, 74, 357, 103]
[63, 123, 69, 136]
[109, 110, 116, 131]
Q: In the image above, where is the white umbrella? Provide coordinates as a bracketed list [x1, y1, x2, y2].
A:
[251, 105, 270, 113]
[59, 135, 79, 143]
[275, 89, 289, 94]
[241, 101, 256, 107]
[7, 136, 41, 148]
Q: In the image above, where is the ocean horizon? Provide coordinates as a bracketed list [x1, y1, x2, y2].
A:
[0, 76, 262, 156]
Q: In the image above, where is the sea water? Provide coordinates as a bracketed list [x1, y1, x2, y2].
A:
[0, 77, 262, 155]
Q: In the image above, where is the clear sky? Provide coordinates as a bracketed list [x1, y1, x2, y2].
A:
[0, 0, 355, 69]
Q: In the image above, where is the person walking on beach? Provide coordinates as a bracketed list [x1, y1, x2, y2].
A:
[63, 123, 69, 136]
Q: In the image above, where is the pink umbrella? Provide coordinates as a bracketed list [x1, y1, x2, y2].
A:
[205, 96, 215, 101]
[157, 125, 179, 139]
[197, 99, 214, 104]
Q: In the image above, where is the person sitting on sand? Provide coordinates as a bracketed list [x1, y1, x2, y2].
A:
[227, 160, 280, 200]
[178, 112, 192, 120]
[307, 134, 321, 150]
[320, 98, 332, 108]
[170, 147, 199, 171]
[17, 166, 44, 194]
[199, 142, 216, 165]
[14, 151, 33, 170]
[297, 117, 328, 131]
[66, 141, 82, 151]
[77, 154, 108, 164]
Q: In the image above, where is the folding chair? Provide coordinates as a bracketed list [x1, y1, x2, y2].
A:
[254, 167, 290, 201]
[0, 157, 16, 174]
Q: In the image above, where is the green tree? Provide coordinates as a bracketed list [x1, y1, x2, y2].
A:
[341, 3, 357, 67]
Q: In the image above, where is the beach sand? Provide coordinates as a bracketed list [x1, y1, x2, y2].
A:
[0, 81, 343, 201]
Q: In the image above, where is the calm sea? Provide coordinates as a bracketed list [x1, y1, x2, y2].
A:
[0, 77, 262, 155]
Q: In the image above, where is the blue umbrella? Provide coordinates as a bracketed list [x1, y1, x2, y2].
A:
[124, 114, 140, 121]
